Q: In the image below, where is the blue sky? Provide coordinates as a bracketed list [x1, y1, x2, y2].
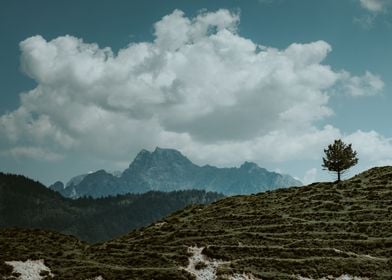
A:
[0, 0, 391, 185]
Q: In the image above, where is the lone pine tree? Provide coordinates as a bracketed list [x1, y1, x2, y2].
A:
[322, 139, 358, 182]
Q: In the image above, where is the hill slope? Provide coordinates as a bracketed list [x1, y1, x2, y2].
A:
[1, 166, 392, 279]
[0, 173, 223, 243]
[54, 147, 301, 198]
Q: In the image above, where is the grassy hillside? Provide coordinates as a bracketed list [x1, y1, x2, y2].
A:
[1, 166, 392, 279]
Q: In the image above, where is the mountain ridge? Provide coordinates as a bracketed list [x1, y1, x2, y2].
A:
[52, 147, 301, 198]
[0, 172, 223, 243]
[2, 166, 392, 279]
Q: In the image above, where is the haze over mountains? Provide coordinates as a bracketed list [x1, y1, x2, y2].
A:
[51, 147, 302, 198]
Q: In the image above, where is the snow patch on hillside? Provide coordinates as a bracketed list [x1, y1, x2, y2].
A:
[230, 273, 260, 280]
[4, 259, 54, 280]
[4, 259, 106, 280]
[183, 246, 259, 280]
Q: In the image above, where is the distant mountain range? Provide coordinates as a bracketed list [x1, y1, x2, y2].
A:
[0, 172, 223, 242]
[50, 147, 302, 198]
[2, 166, 392, 279]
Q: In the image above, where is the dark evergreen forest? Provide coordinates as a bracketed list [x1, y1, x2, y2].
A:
[0, 173, 223, 243]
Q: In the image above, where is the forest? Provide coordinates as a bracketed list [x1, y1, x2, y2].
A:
[0, 172, 223, 243]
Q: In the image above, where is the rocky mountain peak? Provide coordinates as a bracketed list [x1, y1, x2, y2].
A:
[129, 147, 193, 170]
[56, 148, 302, 198]
[66, 174, 87, 188]
[48, 181, 64, 192]
[240, 161, 259, 170]
[132, 149, 151, 162]
[152, 147, 193, 165]
[81, 170, 114, 183]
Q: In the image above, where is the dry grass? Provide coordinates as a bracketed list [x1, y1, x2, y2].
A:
[2, 166, 392, 279]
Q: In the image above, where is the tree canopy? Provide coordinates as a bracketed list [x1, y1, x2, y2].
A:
[322, 139, 358, 182]
[0, 173, 223, 243]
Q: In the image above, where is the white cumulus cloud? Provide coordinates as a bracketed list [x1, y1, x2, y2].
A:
[345, 130, 392, 163]
[0, 9, 389, 175]
[359, 0, 389, 12]
[339, 71, 384, 96]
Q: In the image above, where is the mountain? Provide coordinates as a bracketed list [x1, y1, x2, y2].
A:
[0, 172, 223, 243]
[2, 166, 392, 279]
[52, 147, 301, 198]
[65, 169, 128, 198]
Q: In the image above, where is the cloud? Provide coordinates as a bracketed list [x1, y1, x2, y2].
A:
[353, 14, 377, 29]
[339, 71, 384, 96]
[258, 0, 275, 4]
[182, 125, 341, 168]
[0, 9, 389, 172]
[303, 168, 318, 185]
[355, 0, 391, 29]
[337, 130, 392, 178]
[1, 147, 63, 161]
[345, 130, 392, 163]
[359, 0, 388, 13]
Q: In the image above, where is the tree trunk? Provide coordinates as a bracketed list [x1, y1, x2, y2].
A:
[337, 171, 341, 182]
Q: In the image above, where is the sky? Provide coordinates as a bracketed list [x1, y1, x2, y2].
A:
[0, 0, 391, 186]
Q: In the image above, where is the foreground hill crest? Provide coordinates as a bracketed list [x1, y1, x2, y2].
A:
[51, 147, 301, 198]
[2, 166, 392, 279]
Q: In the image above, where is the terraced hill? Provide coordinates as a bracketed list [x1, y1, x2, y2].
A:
[1, 166, 392, 279]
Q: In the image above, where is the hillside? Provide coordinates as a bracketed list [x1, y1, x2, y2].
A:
[1, 166, 392, 279]
[0, 173, 223, 243]
[53, 147, 301, 198]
